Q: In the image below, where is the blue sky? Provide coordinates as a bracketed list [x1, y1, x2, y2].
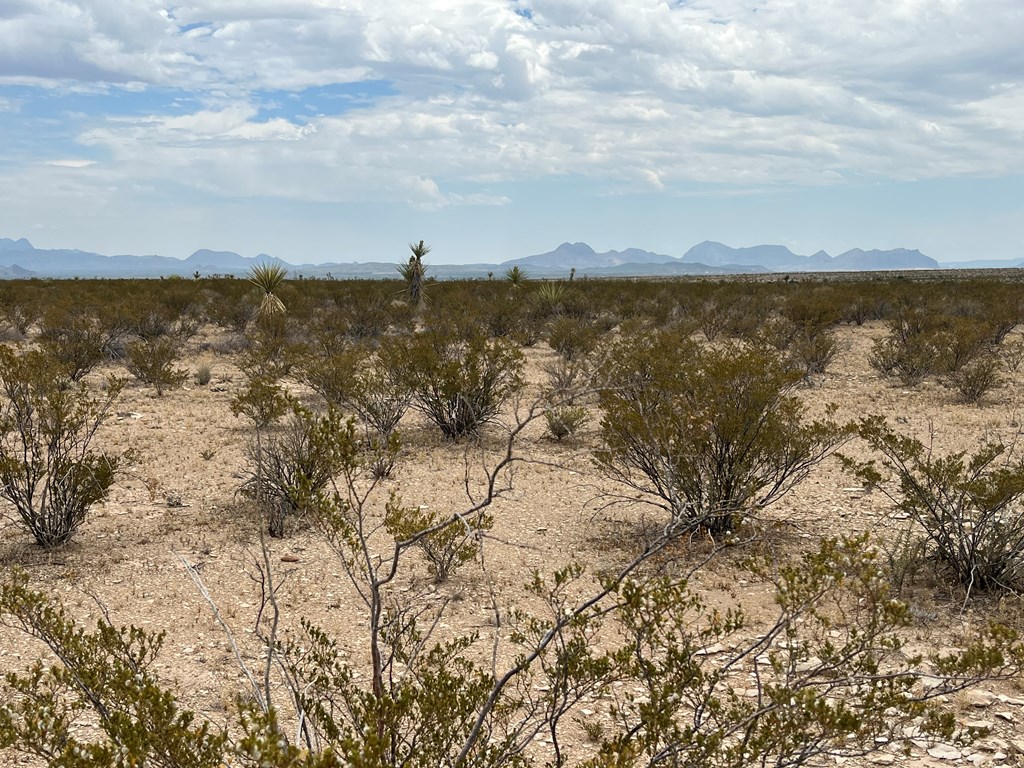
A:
[0, 0, 1022, 265]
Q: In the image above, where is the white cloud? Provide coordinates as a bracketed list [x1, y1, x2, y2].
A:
[44, 159, 97, 168]
[1, 0, 1022, 207]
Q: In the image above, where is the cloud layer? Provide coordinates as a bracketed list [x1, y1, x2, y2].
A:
[1, 0, 1022, 254]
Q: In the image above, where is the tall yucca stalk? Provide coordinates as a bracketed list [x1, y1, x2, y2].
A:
[248, 263, 288, 320]
[399, 240, 429, 308]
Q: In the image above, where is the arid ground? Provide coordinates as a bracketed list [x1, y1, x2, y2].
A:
[2, 311, 1024, 767]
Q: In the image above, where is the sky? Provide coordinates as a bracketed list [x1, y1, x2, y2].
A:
[0, 0, 1022, 265]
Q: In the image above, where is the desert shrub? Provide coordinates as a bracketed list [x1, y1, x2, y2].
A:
[207, 291, 258, 333]
[37, 304, 119, 381]
[123, 336, 189, 395]
[230, 374, 290, 431]
[195, 362, 213, 386]
[238, 314, 300, 380]
[596, 329, 850, 535]
[3, 459, 1024, 768]
[0, 570, 227, 766]
[544, 405, 589, 441]
[349, 349, 413, 437]
[1000, 338, 1024, 373]
[384, 501, 492, 582]
[869, 334, 941, 387]
[935, 316, 994, 374]
[480, 299, 524, 339]
[788, 328, 840, 378]
[0, 348, 124, 547]
[546, 316, 599, 362]
[844, 417, 1024, 594]
[695, 298, 728, 341]
[240, 405, 353, 538]
[948, 353, 1003, 405]
[0, 296, 40, 337]
[296, 345, 359, 408]
[778, 289, 841, 337]
[391, 328, 524, 440]
[542, 355, 592, 405]
[979, 288, 1020, 343]
[298, 343, 412, 438]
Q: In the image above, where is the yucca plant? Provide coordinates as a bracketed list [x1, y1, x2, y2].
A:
[503, 265, 528, 293]
[399, 240, 429, 307]
[248, 263, 288, 320]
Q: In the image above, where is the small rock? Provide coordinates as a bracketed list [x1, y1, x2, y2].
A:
[694, 643, 726, 656]
[927, 744, 962, 760]
[868, 754, 895, 764]
[968, 692, 995, 708]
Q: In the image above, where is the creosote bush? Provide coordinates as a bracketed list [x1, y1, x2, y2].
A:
[0, 348, 125, 547]
[596, 329, 851, 535]
[384, 500, 493, 582]
[240, 405, 356, 538]
[124, 335, 189, 395]
[843, 417, 1024, 594]
[391, 327, 524, 440]
[3, 531, 1024, 767]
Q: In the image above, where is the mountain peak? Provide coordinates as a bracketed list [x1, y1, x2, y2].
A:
[554, 242, 596, 255]
[0, 237, 33, 252]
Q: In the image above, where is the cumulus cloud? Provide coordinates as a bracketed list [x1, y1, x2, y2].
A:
[1, 0, 1022, 207]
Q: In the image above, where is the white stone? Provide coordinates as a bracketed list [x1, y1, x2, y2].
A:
[927, 744, 962, 760]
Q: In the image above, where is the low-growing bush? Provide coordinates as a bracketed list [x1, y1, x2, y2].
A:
[37, 304, 120, 381]
[844, 417, 1024, 594]
[596, 329, 850, 535]
[384, 501, 492, 582]
[547, 316, 599, 362]
[948, 354, 1003, 405]
[240, 405, 352, 538]
[0, 348, 125, 547]
[544, 405, 589, 441]
[124, 336, 189, 395]
[391, 328, 524, 440]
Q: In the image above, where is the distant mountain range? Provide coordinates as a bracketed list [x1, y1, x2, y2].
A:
[0, 236, 1019, 279]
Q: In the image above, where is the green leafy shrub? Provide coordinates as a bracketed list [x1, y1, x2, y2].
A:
[37, 304, 122, 381]
[123, 336, 189, 395]
[544, 405, 589, 441]
[596, 329, 850, 535]
[546, 316, 599, 362]
[240, 405, 353, 538]
[384, 500, 492, 582]
[0, 570, 226, 767]
[230, 374, 290, 431]
[948, 354, 1003, 405]
[844, 417, 1024, 594]
[298, 343, 411, 438]
[0, 348, 125, 547]
[391, 328, 524, 440]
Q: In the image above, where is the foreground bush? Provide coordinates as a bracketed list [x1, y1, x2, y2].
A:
[596, 329, 850, 535]
[844, 417, 1024, 594]
[0, 348, 124, 547]
[2, 533, 1022, 767]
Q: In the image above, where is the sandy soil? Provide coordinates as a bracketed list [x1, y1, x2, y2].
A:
[2, 320, 1024, 767]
